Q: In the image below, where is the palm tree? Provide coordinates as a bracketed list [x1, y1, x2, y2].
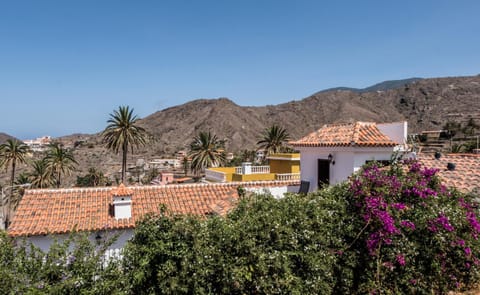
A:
[76, 167, 110, 187]
[257, 124, 290, 156]
[189, 131, 226, 175]
[102, 106, 148, 184]
[15, 173, 31, 185]
[0, 139, 30, 228]
[45, 143, 78, 188]
[0, 139, 30, 189]
[30, 158, 55, 188]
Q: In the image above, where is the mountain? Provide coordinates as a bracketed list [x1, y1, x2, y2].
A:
[0, 133, 19, 144]
[3, 75, 480, 186]
[317, 77, 423, 94]
[138, 75, 480, 153]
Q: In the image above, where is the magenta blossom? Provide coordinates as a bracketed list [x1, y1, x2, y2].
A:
[396, 254, 406, 266]
[400, 220, 416, 230]
[436, 214, 454, 232]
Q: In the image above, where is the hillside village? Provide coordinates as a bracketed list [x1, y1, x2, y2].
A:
[1, 76, 480, 293]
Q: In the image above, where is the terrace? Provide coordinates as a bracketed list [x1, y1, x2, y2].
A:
[205, 153, 301, 183]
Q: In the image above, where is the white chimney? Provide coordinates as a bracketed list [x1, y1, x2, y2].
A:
[112, 184, 133, 219]
[113, 195, 132, 219]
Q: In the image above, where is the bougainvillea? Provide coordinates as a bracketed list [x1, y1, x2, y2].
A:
[338, 160, 480, 293]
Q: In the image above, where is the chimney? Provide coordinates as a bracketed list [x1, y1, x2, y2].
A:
[241, 162, 252, 175]
[112, 184, 133, 219]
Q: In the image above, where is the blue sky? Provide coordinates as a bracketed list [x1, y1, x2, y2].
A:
[1, 0, 479, 139]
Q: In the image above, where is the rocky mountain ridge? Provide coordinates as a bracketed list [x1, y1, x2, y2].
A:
[138, 75, 480, 153]
[1, 75, 480, 187]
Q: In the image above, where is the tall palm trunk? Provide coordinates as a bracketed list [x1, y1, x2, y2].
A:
[57, 171, 61, 188]
[10, 160, 16, 189]
[122, 142, 128, 184]
[6, 159, 16, 227]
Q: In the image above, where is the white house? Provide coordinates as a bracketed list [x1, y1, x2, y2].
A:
[8, 181, 299, 253]
[290, 121, 408, 192]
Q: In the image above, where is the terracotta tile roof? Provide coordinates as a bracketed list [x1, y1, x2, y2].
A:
[8, 180, 298, 237]
[418, 153, 480, 193]
[112, 183, 133, 196]
[290, 122, 398, 147]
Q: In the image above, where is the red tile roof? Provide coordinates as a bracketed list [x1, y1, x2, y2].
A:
[418, 153, 480, 193]
[290, 122, 398, 147]
[8, 180, 298, 237]
[112, 183, 133, 196]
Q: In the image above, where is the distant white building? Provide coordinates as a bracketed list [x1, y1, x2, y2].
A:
[23, 136, 52, 151]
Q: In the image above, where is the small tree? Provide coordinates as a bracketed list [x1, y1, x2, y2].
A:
[76, 167, 110, 187]
[188, 131, 226, 176]
[44, 143, 78, 188]
[257, 124, 290, 156]
[29, 159, 55, 189]
[102, 106, 148, 184]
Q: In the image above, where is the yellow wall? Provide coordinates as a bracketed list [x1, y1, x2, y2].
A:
[232, 173, 276, 182]
[269, 159, 300, 174]
[209, 167, 236, 173]
[269, 153, 300, 159]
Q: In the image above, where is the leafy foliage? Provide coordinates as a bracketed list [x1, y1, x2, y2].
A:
[337, 161, 480, 293]
[122, 191, 344, 294]
[76, 167, 111, 187]
[2, 160, 480, 294]
[0, 231, 123, 294]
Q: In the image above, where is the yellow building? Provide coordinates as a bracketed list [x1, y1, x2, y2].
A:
[205, 153, 300, 182]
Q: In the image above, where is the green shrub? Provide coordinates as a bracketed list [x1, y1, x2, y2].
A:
[122, 192, 346, 294]
[0, 231, 123, 294]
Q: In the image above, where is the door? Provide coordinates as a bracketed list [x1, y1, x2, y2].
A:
[317, 159, 330, 188]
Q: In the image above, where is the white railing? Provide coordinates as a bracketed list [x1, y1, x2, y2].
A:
[251, 165, 270, 174]
[275, 173, 301, 181]
[205, 169, 227, 182]
[235, 166, 270, 174]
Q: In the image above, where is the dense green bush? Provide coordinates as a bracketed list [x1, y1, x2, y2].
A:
[0, 231, 123, 294]
[123, 161, 480, 294]
[122, 191, 347, 294]
[1, 160, 480, 294]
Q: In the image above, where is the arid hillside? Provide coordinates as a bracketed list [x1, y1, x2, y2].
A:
[139, 75, 480, 153]
[1, 75, 480, 187]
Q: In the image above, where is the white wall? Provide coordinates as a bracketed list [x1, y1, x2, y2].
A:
[25, 229, 134, 258]
[298, 146, 395, 192]
[245, 185, 289, 199]
[353, 151, 395, 172]
[377, 121, 407, 145]
[297, 147, 327, 192]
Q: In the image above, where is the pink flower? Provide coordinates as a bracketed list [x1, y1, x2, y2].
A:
[400, 220, 416, 230]
[436, 214, 454, 232]
[396, 254, 406, 266]
[392, 203, 406, 210]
